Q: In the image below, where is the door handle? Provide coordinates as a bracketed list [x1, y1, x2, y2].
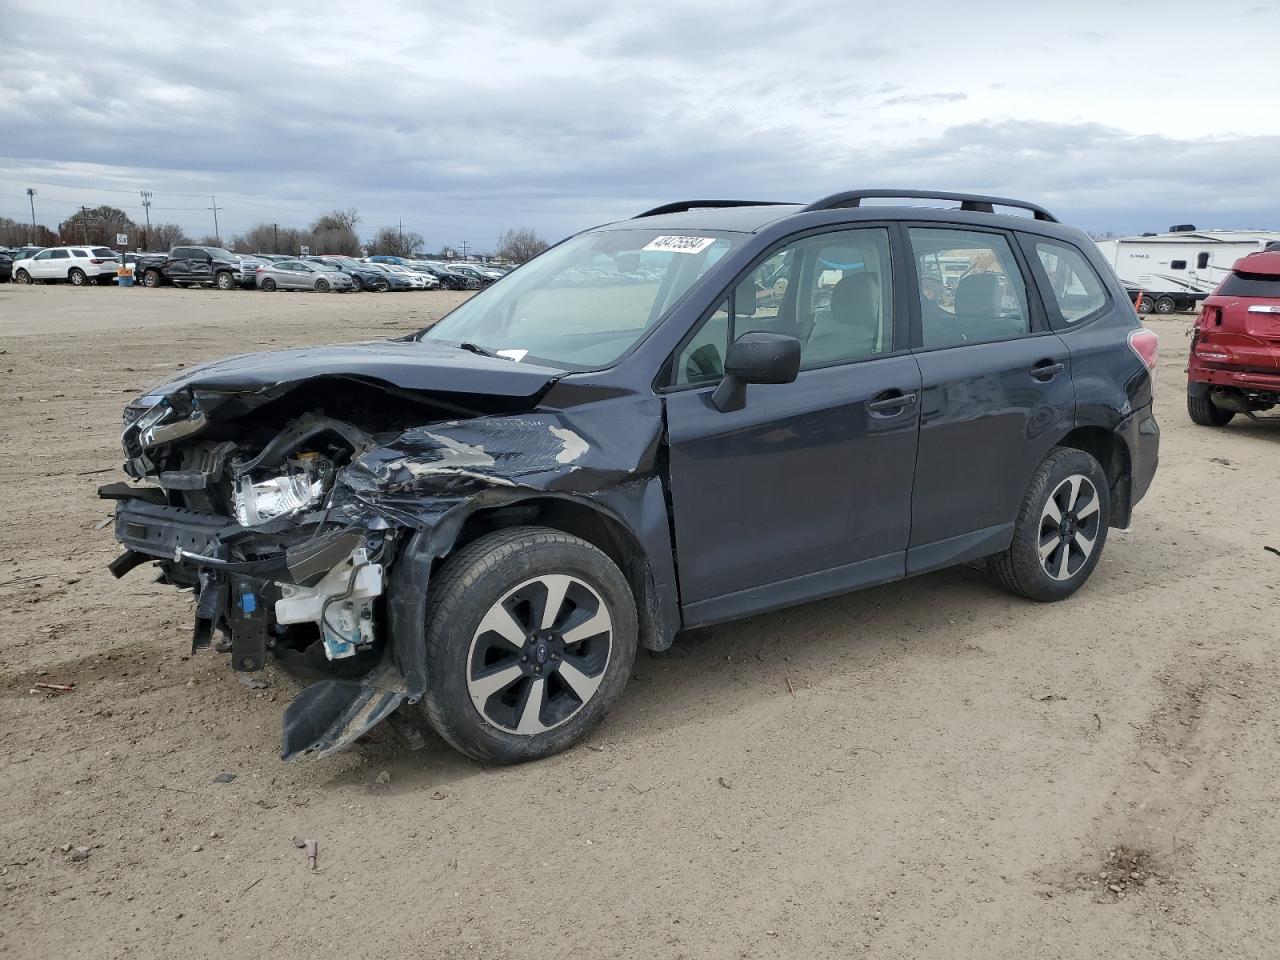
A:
[867, 391, 918, 414]
[1030, 360, 1065, 381]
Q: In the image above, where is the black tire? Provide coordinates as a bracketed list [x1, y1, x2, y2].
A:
[1136, 295, 1153, 314]
[418, 527, 638, 763]
[316, 278, 330, 293]
[68, 267, 86, 286]
[349, 275, 363, 291]
[261, 277, 277, 292]
[989, 447, 1110, 602]
[142, 269, 161, 288]
[1155, 296, 1176, 314]
[215, 271, 235, 290]
[373, 278, 389, 292]
[1187, 388, 1235, 426]
[15, 269, 32, 284]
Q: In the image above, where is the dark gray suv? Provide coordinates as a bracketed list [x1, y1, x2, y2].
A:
[104, 190, 1160, 764]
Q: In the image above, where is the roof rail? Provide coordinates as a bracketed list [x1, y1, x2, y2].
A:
[802, 189, 1058, 223]
[633, 199, 792, 219]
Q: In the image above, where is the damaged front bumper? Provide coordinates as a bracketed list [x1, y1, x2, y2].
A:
[104, 484, 417, 760]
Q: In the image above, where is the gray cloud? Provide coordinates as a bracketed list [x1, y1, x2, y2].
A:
[0, 0, 1275, 246]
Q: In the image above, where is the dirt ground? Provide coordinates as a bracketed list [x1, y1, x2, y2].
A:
[1, 283, 1278, 960]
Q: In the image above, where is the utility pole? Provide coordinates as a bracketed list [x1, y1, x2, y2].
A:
[140, 190, 152, 247]
[398, 218, 404, 254]
[273, 222, 279, 254]
[79, 205, 91, 244]
[25, 187, 36, 243]
[461, 240, 470, 259]
[208, 195, 223, 244]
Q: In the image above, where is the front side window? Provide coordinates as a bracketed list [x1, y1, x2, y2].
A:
[673, 227, 894, 384]
[422, 229, 738, 369]
[1033, 238, 1108, 323]
[909, 228, 1029, 349]
[34, 250, 52, 260]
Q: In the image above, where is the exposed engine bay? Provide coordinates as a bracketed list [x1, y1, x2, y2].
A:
[101, 342, 675, 761]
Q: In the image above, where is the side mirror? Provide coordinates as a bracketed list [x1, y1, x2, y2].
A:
[711, 332, 801, 412]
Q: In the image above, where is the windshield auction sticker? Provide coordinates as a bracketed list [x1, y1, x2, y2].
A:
[642, 235, 716, 255]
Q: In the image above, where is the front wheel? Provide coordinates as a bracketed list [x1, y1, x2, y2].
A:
[315, 278, 330, 292]
[142, 269, 161, 288]
[15, 269, 32, 284]
[419, 527, 638, 763]
[1187, 387, 1235, 426]
[373, 279, 389, 292]
[989, 447, 1110, 602]
[68, 268, 86, 286]
[215, 272, 235, 290]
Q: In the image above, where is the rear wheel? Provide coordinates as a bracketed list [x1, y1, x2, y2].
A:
[418, 527, 638, 763]
[1155, 296, 1176, 314]
[261, 277, 277, 292]
[989, 447, 1110, 602]
[68, 268, 86, 286]
[316, 278, 330, 293]
[1187, 387, 1235, 426]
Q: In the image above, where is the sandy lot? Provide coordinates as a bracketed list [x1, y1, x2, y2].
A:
[1, 283, 1278, 960]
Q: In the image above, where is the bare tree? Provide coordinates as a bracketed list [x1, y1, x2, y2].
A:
[0, 216, 56, 246]
[57, 205, 138, 246]
[368, 226, 424, 258]
[309, 209, 361, 255]
[145, 222, 190, 251]
[496, 227, 549, 263]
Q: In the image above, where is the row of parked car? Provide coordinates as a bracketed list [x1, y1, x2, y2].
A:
[0, 244, 512, 293]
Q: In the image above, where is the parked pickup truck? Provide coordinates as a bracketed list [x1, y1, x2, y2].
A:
[136, 245, 253, 290]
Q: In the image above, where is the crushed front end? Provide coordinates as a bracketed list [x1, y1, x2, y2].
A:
[101, 345, 666, 761]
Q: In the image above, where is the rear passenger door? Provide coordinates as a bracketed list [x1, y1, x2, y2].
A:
[904, 225, 1075, 573]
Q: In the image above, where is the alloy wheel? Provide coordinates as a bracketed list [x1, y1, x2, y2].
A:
[466, 574, 613, 735]
[1038, 474, 1101, 581]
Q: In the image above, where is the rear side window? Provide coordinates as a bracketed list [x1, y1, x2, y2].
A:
[70, 249, 88, 258]
[1033, 239, 1108, 323]
[1218, 271, 1280, 298]
[908, 228, 1029, 349]
[50, 250, 70, 259]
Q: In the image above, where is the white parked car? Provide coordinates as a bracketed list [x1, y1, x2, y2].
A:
[13, 245, 123, 286]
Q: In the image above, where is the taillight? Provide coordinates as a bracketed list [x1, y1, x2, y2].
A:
[1128, 328, 1158, 371]
[256, 266, 264, 272]
[89, 258, 107, 264]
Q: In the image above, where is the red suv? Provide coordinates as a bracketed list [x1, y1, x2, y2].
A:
[1187, 250, 1280, 426]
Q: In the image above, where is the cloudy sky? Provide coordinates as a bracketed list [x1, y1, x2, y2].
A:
[1, 0, 1277, 250]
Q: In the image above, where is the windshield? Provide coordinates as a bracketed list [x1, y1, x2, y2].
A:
[421, 229, 737, 368]
[311, 262, 341, 272]
[204, 248, 236, 260]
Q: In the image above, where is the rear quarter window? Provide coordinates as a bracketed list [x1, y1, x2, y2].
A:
[1031, 239, 1108, 323]
[1218, 271, 1280, 298]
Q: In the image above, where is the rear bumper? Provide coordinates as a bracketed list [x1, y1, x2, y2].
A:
[1117, 402, 1159, 520]
[1188, 362, 1280, 396]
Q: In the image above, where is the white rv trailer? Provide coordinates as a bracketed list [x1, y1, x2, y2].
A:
[1093, 229, 1280, 313]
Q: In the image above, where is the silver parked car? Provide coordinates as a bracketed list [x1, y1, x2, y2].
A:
[255, 259, 355, 292]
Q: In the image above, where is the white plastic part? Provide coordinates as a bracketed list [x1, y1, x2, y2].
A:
[275, 548, 384, 660]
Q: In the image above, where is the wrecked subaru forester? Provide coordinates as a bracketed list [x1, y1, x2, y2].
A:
[106, 191, 1159, 763]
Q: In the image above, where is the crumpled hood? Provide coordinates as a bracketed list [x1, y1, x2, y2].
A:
[148, 339, 563, 399]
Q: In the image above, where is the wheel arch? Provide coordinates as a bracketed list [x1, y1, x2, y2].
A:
[1055, 425, 1132, 528]
[443, 494, 673, 653]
